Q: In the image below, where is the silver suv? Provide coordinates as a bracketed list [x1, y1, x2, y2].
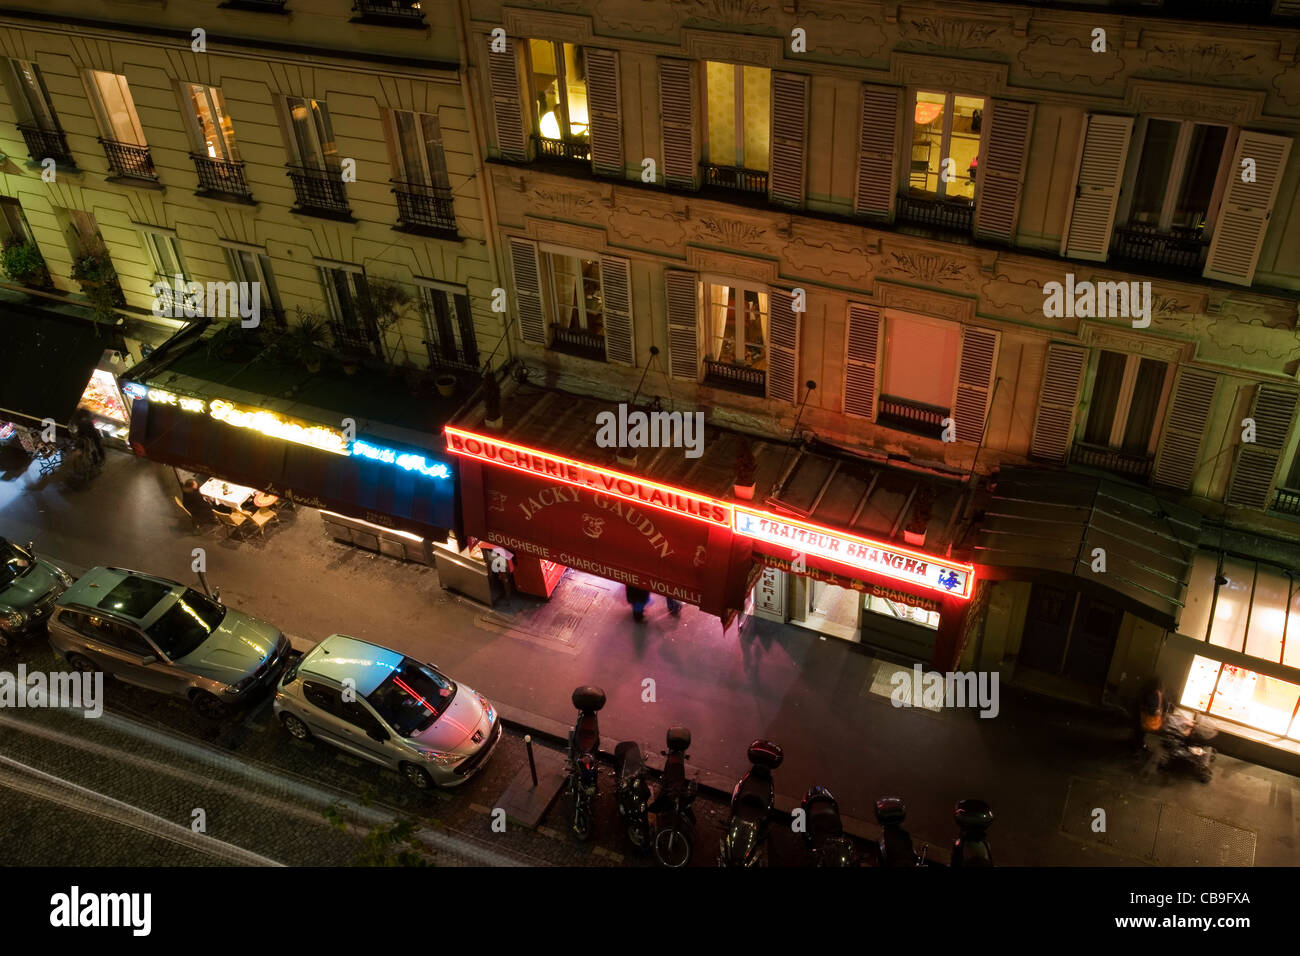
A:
[274, 634, 502, 790]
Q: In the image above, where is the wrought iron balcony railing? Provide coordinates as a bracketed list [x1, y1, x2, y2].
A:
[100, 139, 158, 182]
[352, 0, 424, 23]
[219, 0, 287, 9]
[1273, 487, 1300, 516]
[877, 394, 948, 440]
[704, 359, 766, 397]
[192, 154, 254, 201]
[17, 124, 75, 167]
[897, 193, 975, 233]
[533, 135, 591, 162]
[151, 274, 204, 316]
[329, 321, 380, 357]
[1110, 223, 1208, 272]
[701, 163, 769, 195]
[392, 181, 457, 235]
[287, 164, 351, 219]
[424, 339, 478, 371]
[549, 323, 606, 361]
[1070, 442, 1154, 479]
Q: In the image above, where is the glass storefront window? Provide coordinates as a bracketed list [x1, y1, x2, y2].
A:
[1246, 567, 1290, 663]
[1207, 558, 1253, 652]
[1180, 655, 1220, 712]
[1183, 655, 1300, 738]
[865, 593, 939, 630]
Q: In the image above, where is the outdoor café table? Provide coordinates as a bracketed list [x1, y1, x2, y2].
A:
[200, 477, 258, 512]
[252, 491, 279, 509]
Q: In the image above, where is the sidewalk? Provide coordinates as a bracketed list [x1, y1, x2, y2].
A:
[2, 447, 1296, 865]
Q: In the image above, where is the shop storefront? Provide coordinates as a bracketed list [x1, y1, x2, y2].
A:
[76, 351, 132, 445]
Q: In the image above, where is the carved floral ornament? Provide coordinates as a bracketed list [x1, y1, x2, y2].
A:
[899, 15, 1002, 51]
[886, 250, 971, 283]
[695, 216, 767, 246]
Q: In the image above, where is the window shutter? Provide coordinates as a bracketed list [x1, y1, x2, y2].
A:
[586, 49, 624, 177]
[600, 255, 635, 366]
[1225, 384, 1299, 509]
[953, 328, 999, 444]
[855, 84, 901, 220]
[843, 303, 881, 420]
[664, 269, 699, 380]
[769, 73, 809, 208]
[487, 35, 526, 161]
[975, 100, 1034, 243]
[1030, 343, 1087, 462]
[767, 288, 800, 404]
[1151, 368, 1218, 491]
[508, 237, 546, 346]
[1203, 131, 1292, 286]
[659, 59, 697, 188]
[1061, 114, 1133, 261]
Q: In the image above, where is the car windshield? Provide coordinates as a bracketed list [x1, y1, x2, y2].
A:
[97, 576, 173, 619]
[366, 659, 456, 737]
[145, 588, 225, 660]
[0, 542, 33, 589]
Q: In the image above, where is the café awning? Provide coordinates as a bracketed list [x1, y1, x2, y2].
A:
[0, 304, 113, 428]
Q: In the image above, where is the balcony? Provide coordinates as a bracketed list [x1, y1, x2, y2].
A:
[392, 181, 457, 238]
[218, 0, 287, 9]
[1274, 487, 1300, 516]
[897, 194, 974, 234]
[192, 155, 254, 202]
[99, 139, 158, 184]
[424, 339, 478, 371]
[151, 275, 204, 317]
[330, 321, 380, 358]
[1110, 223, 1208, 273]
[1069, 442, 1154, 479]
[533, 135, 591, 163]
[704, 359, 766, 397]
[17, 124, 75, 167]
[701, 163, 769, 196]
[549, 323, 606, 361]
[351, 1, 425, 25]
[286, 165, 351, 220]
[877, 394, 948, 440]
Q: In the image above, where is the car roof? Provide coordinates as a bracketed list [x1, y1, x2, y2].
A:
[299, 634, 404, 697]
[57, 566, 182, 627]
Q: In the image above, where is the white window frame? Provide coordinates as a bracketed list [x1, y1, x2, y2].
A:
[85, 70, 146, 146]
[702, 276, 769, 367]
[880, 310, 960, 412]
[7, 59, 59, 130]
[283, 96, 338, 170]
[384, 108, 450, 189]
[413, 277, 477, 368]
[183, 83, 240, 162]
[527, 40, 588, 143]
[0, 199, 31, 245]
[703, 61, 771, 170]
[1117, 117, 1234, 235]
[1082, 350, 1174, 456]
[901, 89, 988, 201]
[221, 241, 282, 318]
[542, 245, 605, 337]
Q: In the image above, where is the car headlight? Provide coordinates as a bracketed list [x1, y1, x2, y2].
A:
[417, 748, 464, 766]
[229, 674, 257, 695]
[475, 693, 495, 721]
[56, 569, 73, 588]
[1, 608, 28, 631]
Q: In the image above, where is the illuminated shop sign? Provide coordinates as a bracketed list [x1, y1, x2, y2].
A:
[209, 399, 350, 456]
[733, 507, 973, 600]
[445, 427, 731, 526]
[351, 439, 451, 480]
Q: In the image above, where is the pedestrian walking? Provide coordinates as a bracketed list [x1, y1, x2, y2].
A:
[1132, 677, 1167, 753]
[72, 408, 104, 466]
[625, 585, 651, 621]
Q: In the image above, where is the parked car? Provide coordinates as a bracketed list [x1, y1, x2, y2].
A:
[47, 567, 291, 719]
[0, 538, 73, 647]
[274, 633, 503, 790]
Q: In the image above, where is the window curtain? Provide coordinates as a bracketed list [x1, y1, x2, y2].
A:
[745, 290, 768, 368]
[1083, 351, 1125, 445]
[709, 284, 732, 361]
[1122, 358, 1167, 452]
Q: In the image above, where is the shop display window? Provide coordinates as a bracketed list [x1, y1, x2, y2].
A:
[1207, 557, 1253, 652]
[865, 593, 939, 630]
[81, 368, 127, 423]
[1181, 655, 1300, 738]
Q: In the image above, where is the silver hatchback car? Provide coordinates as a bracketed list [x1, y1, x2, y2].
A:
[274, 634, 502, 790]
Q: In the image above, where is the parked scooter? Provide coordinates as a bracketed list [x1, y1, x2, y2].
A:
[950, 799, 994, 867]
[800, 785, 859, 867]
[613, 740, 651, 852]
[650, 726, 698, 867]
[871, 796, 927, 867]
[566, 686, 605, 841]
[719, 740, 783, 867]
[1159, 710, 1218, 783]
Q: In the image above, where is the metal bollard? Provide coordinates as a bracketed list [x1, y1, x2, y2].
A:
[524, 734, 538, 786]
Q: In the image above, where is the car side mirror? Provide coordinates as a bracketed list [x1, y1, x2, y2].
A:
[211, 587, 222, 604]
[367, 726, 389, 743]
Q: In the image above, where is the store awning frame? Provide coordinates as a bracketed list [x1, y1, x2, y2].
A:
[0, 306, 116, 430]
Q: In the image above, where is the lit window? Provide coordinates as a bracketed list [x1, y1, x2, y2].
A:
[907, 91, 984, 201]
[548, 254, 604, 337]
[706, 283, 767, 370]
[187, 84, 239, 162]
[529, 40, 588, 142]
[705, 62, 770, 171]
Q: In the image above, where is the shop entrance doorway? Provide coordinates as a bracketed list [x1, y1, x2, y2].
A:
[805, 579, 860, 641]
[1019, 583, 1123, 691]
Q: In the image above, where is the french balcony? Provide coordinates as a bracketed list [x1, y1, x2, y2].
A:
[151, 274, 204, 317]
[286, 164, 352, 220]
[701, 163, 769, 196]
[549, 323, 606, 362]
[329, 321, 381, 358]
[533, 135, 591, 163]
[424, 339, 478, 372]
[99, 139, 159, 184]
[351, 0, 425, 25]
[192, 155, 254, 202]
[17, 124, 75, 168]
[392, 181, 458, 238]
[1273, 487, 1300, 516]
[877, 394, 948, 440]
[1110, 223, 1208, 273]
[704, 358, 766, 397]
[1069, 442, 1154, 479]
[897, 193, 975, 234]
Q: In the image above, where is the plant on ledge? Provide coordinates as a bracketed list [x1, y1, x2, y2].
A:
[70, 253, 126, 327]
[0, 238, 52, 288]
[358, 277, 413, 358]
[733, 439, 757, 499]
[278, 307, 331, 374]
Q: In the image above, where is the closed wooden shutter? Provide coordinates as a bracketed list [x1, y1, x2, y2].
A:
[843, 303, 881, 419]
[586, 49, 624, 177]
[1151, 367, 1218, 491]
[975, 100, 1034, 243]
[1203, 131, 1292, 286]
[508, 237, 546, 346]
[767, 288, 800, 403]
[1061, 114, 1133, 261]
[855, 84, 902, 219]
[659, 59, 697, 188]
[1030, 343, 1087, 462]
[600, 255, 634, 366]
[665, 269, 699, 380]
[769, 73, 809, 208]
[1276, 0, 1300, 14]
[953, 328, 999, 444]
[487, 35, 526, 161]
[1225, 384, 1299, 509]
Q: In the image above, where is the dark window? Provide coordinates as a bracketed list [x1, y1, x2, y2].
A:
[340, 700, 387, 735]
[144, 588, 224, 660]
[366, 658, 456, 737]
[96, 577, 172, 619]
[91, 619, 155, 657]
[0, 540, 34, 588]
[303, 680, 342, 716]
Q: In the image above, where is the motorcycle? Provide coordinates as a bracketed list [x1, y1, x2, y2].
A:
[719, 739, 783, 867]
[800, 785, 859, 867]
[950, 799, 994, 867]
[613, 740, 651, 852]
[650, 726, 698, 868]
[871, 796, 927, 867]
[566, 685, 605, 842]
[1158, 710, 1218, 783]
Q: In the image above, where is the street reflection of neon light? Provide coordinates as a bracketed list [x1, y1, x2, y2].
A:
[351, 439, 451, 480]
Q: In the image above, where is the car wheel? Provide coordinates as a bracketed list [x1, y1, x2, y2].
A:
[280, 712, 312, 741]
[401, 763, 434, 791]
[191, 690, 230, 721]
[66, 653, 97, 675]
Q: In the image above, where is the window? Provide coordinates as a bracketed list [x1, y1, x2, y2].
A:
[418, 284, 477, 369]
[341, 700, 388, 736]
[529, 40, 588, 144]
[145, 588, 223, 660]
[385, 109, 449, 189]
[90, 618, 156, 657]
[877, 312, 959, 438]
[0, 198, 32, 246]
[96, 576, 171, 618]
[704, 62, 770, 173]
[303, 681, 343, 716]
[186, 84, 240, 162]
[1081, 350, 1170, 455]
[86, 71, 146, 146]
[1120, 119, 1229, 234]
[283, 96, 338, 170]
[548, 253, 604, 336]
[5, 59, 60, 131]
[706, 283, 767, 370]
[319, 265, 377, 354]
[366, 658, 455, 737]
[907, 91, 984, 201]
[142, 232, 187, 282]
[226, 247, 283, 323]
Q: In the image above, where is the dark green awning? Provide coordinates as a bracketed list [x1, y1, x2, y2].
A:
[0, 305, 111, 428]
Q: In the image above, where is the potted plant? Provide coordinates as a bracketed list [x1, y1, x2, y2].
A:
[0, 238, 51, 288]
[435, 372, 457, 397]
[482, 368, 503, 428]
[358, 277, 412, 362]
[282, 309, 330, 374]
[733, 439, 757, 500]
[904, 486, 934, 546]
[70, 252, 126, 327]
